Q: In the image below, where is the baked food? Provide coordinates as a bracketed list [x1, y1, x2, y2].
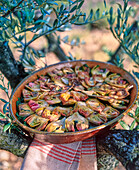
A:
[17, 64, 133, 132]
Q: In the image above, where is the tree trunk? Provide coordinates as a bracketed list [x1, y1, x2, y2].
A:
[0, 121, 32, 158]
[0, 41, 28, 89]
[96, 130, 139, 170]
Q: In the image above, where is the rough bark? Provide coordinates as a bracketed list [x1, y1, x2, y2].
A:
[0, 121, 32, 158]
[0, 41, 28, 89]
[96, 130, 139, 170]
[96, 146, 119, 170]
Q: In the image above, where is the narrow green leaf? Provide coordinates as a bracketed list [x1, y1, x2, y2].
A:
[62, 35, 69, 43]
[110, 7, 113, 16]
[0, 84, 5, 91]
[128, 112, 134, 118]
[3, 123, 11, 132]
[130, 120, 136, 130]
[133, 65, 138, 68]
[95, 9, 100, 19]
[78, 0, 84, 9]
[60, 4, 64, 12]
[5, 31, 10, 39]
[104, 0, 106, 8]
[72, 0, 82, 5]
[22, 62, 35, 70]
[3, 102, 9, 114]
[53, 19, 58, 27]
[107, 18, 111, 24]
[7, 81, 10, 90]
[124, 0, 128, 12]
[135, 107, 139, 117]
[120, 120, 130, 130]
[135, 124, 139, 130]
[18, 35, 24, 41]
[109, 7, 113, 25]
[89, 9, 93, 20]
[0, 115, 5, 119]
[116, 3, 122, 11]
[53, 8, 59, 18]
[68, 52, 74, 60]
[0, 112, 5, 119]
[135, 118, 139, 123]
[2, 31, 7, 40]
[112, 18, 115, 25]
[70, 5, 77, 13]
[34, 19, 50, 25]
[116, 8, 121, 30]
[0, 98, 7, 103]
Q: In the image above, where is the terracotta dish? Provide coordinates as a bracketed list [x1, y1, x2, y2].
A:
[9, 60, 138, 144]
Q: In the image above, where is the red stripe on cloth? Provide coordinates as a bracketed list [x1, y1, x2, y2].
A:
[72, 157, 81, 163]
[31, 137, 96, 162]
[31, 142, 81, 163]
[81, 149, 96, 152]
[82, 145, 95, 148]
[32, 141, 81, 158]
[53, 145, 81, 157]
[81, 142, 96, 155]
[33, 139, 53, 146]
[48, 146, 80, 160]
[82, 150, 96, 154]
[31, 143, 77, 162]
[33, 139, 79, 152]
[32, 142, 77, 159]
[31, 144, 77, 163]
[57, 144, 80, 152]
[72, 147, 82, 163]
[30, 146, 72, 164]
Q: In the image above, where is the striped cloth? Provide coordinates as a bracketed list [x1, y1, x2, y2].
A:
[21, 137, 97, 170]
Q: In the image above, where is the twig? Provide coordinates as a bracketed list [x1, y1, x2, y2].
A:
[2, 0, 24, 17]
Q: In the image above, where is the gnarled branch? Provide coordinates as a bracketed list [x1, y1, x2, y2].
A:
[96, 130, 139, 170]
[0, 121, 32, 158]
[0, 41, 28, 89]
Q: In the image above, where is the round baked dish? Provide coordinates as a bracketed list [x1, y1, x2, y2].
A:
[9, 60, 138, 144]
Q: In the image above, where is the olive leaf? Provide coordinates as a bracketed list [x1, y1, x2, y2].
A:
[120, 120, 130, 130]
[3, 123, 11, 132]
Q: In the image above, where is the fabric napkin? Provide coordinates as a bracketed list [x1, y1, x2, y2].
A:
[21, 137, 97, 170]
